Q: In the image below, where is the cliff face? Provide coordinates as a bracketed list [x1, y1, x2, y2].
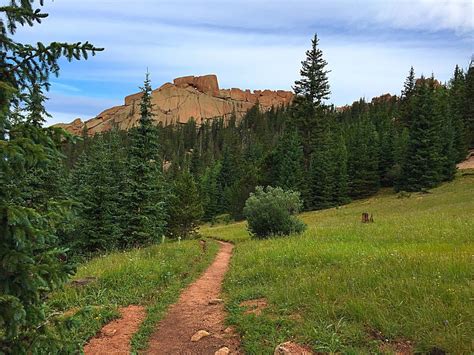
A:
[56, 74, 293, 135]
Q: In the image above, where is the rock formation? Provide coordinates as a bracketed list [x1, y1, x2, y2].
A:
[56, 74, 293, 135]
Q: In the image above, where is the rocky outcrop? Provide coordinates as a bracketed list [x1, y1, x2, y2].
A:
[57, 74, 293, 135]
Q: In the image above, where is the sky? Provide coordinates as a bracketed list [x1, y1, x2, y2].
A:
[12, 0, 474, 126]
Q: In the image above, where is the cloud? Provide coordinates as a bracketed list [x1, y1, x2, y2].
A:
[10, 0, 472, 126]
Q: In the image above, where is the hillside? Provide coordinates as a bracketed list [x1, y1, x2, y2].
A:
[55, 74, 293, 136]
[201, 172, 474, 353]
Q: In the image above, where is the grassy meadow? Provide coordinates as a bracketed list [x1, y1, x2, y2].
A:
[46, 239, 218, 352]
[201, 172, 474, 354]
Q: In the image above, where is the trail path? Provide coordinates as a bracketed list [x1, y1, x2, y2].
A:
[146, 241, 241, 354]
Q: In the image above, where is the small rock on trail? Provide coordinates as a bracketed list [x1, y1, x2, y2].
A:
[146, 241, 241, 354]
[83, 305, 145, 355]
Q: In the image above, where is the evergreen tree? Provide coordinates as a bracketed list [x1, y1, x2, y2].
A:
[121, 73, 167, 247]
[200, 162, 221, 221]
[167, 171, 203, 238]
[273, 129, 305, 192]
[400, 77, 442, 191]
[448, 65, 468, 162]
[293, 33, 331, 106]
[0, 1, 101, 352]
[292, 33, 331, 161]
[69, 131, 125, 253]
[332, 132, 350, 204]
[347, 118, 380, 198]
[464, 59, 474, 148]
[400, 66, 416, 127]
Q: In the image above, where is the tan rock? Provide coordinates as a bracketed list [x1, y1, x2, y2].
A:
[55, 74, 293, 135]
[274, 341, 313, 355]
[215, 346, 230, 355]
[191, 329, 210, 342]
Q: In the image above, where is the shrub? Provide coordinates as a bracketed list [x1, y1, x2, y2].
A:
[243, 186, 306, 238]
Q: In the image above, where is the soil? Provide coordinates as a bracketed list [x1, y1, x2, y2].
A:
[146, 241, 241, 354]
[240, 298, 268, 316]
[83, 305, 146, 355]
[457, 150, 474, 170]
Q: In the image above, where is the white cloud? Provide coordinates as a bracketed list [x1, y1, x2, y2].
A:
[11, 0, 472, 125]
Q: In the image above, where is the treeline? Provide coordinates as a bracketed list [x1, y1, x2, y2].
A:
[63, 36, 473, 240]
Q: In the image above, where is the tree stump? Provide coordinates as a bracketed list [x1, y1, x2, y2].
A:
[361, 213, 374, 223]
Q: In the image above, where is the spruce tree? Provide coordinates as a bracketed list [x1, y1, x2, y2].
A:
[400, 77, 442, 191]
[0, 1, 101, 352]
[293, 33, 331, 106]
[464, 59, 474, 148]
[274, 129, 305, 192]
[347, 118, 380, 198]
[448, 65, 468, 162]
[167, 171, 203, 238]
[121, 73, 167, 247]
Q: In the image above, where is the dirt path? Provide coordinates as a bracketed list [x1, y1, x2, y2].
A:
[457, 150, 474, 170]
[146, 241, 241, 354]
[84, 305, 146, 355]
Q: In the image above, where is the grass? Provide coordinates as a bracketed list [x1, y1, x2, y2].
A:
[201, 172, 474, 354]
[47, 239, 218, 352]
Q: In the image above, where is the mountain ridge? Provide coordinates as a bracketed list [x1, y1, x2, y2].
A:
[56, 74, 294, 135]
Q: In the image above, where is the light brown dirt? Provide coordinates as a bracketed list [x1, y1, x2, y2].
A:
[146, 241, 241, 354]
[83, 305, 146, 355]
[240, 298, 268, 316]
[457, 150, 474, 170]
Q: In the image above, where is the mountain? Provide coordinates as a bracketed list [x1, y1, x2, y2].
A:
[56, 74, 294, 135]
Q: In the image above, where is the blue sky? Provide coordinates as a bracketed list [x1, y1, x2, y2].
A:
[13, 0, 474, 125]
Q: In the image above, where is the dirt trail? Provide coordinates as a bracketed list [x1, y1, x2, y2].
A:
[457, 150, 474, 170]
[146, 241, 241, 354]
[84, 305, 145, 355]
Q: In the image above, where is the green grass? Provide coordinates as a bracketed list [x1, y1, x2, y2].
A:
[47, 239, 218, 352]
[201, 172, 474, 354]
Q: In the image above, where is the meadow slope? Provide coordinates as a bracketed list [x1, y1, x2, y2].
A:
[201, 172, 474, 354]
[46, 240, 218, 352]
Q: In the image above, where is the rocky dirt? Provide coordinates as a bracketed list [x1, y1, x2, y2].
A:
[146, 241, 241, 354]
[83, 305, 146, 355]
[457, 150, 474, 170]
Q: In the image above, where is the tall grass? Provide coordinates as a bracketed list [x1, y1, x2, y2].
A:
[202, 172, 474, 353]
[47, 239, 218, 351]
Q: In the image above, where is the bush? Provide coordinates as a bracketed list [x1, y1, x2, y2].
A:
[243, 186, 306, 238]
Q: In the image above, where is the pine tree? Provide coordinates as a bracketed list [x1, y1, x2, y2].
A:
[292, 33, 331, 161]
[0, 2, 102, 352]
[464, 58, 474, 148]
[167, 171, 203, 238]
[332, 132, 349, 205]
[347, 118, 380, 198]
[121, 73, 167, 247]
[448, 65, 468, 162]
[400, 66, 416, 127]
[273, 129, 305, 192]
[200, 163, 221, 221]
[293, 33, 331, 106]
[69, 131, 126, 253]
[400, 77, 442, 191]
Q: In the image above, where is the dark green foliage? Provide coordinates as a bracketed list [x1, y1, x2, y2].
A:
[273, 129, 305, 192]
[200, 163, 221, 221]
[293, 33, 331, 106]
[464, 59, 474, 148]
[167, 171, 204, 238]
[400, 77, 442, 191]
[68, 130, 126, 253]
[120, 74, 167, 247]
[243, 186, 306, 238]
[347, 118, 380, 198]
[448, 65, 468, 161]
[0, 1, 102, 352]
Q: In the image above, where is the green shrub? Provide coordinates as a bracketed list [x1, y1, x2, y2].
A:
[243, 186, 306, 238]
